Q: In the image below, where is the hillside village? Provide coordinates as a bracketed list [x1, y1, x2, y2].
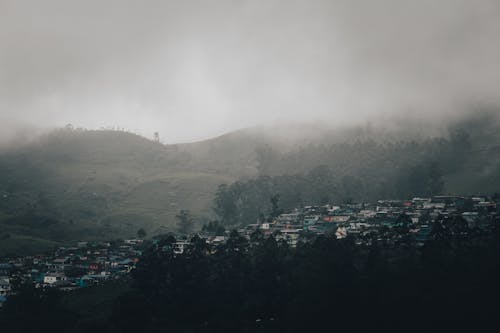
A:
[243, 195, 498, 247]
[1, 194, 498, 308]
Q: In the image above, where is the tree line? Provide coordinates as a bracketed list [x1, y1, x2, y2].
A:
[213, 130, 472, 226]
[2, 213, 500, 332]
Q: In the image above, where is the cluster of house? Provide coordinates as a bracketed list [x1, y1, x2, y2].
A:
[228, 195, 499, 247]
[0, 239, 143, 308]
[155, 195, 499, 252]
[0, 264, 12, 307]
[1, 195, 497, 308]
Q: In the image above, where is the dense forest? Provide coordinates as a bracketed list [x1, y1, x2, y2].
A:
[213, 128, 479, 226]
[2, 213, 500, 332]
[210, 111, 500, 228]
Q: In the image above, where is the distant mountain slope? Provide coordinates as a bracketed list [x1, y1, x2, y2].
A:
[0, 110, 499, 254]
[0, 129, 235, 253]
[209, 112, 500, 226]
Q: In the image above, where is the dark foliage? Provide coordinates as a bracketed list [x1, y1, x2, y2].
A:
[2, 216, 500, 332]
[109, 216, 500, 332]
[176, 209, 195, 235]
[201, 220, 226, 236]
[0, 286, 78, 332]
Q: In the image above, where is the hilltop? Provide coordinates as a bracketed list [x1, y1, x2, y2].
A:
[0, 129, 235, 254]
[0, 110, 499, 254]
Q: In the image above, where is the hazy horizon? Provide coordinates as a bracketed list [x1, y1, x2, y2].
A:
[1, 0, 500, 143]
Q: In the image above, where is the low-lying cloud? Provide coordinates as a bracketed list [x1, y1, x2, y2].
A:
[1, 0, 499, 142]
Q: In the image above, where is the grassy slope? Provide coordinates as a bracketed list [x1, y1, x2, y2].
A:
[0, 130, 237, 253]
[0, 235, 62, 256]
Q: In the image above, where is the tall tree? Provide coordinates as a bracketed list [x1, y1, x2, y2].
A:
[137, 228, 147, 239]
[270, 194, 284, 219]
[214, 184, 239, 226]
[176, 210, 194, 235]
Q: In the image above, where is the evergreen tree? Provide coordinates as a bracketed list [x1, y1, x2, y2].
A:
[176, 209, 194, 235]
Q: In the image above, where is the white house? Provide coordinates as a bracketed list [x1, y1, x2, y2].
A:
[0, 277, 11, 296]
[43, 272, 67, 285]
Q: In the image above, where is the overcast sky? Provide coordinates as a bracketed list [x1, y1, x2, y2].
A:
[1, 0, 499, 143]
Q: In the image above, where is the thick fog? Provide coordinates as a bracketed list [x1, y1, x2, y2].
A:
[1, 0, 499, 143]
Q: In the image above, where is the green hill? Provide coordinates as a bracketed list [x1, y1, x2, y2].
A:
[0, 129, 235, 254]
[1, 111, 499, 254]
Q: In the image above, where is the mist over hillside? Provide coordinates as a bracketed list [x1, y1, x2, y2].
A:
[2, 1, 500, 330]
[0, 110, 499, 253]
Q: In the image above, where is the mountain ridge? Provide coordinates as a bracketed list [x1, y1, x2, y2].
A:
[0, 111, 499, 254]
